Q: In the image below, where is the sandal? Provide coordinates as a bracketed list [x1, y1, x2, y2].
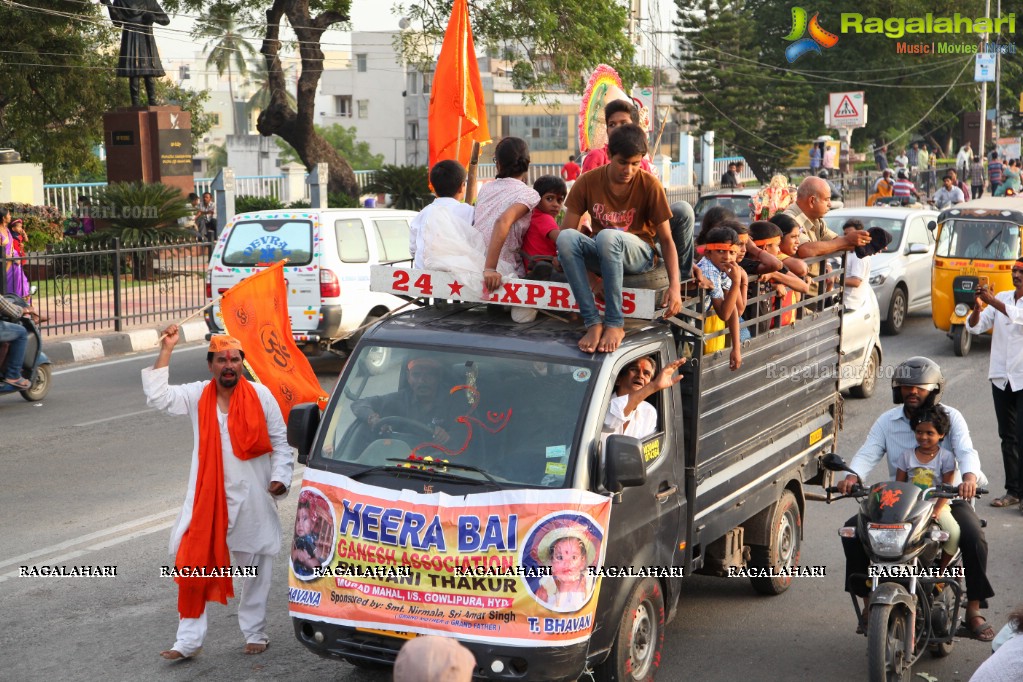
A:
[960, 615, 996, 642]
[990, 494, 1021, 508]
[3, 377, 30, 390]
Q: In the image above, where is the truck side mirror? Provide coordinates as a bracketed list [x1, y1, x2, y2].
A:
[927, 220, 936, 232]
[287, 403, 321, 465]
[604, 435, 647, 493]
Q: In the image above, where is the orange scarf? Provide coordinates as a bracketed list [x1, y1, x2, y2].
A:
[174, 376, 273, 618]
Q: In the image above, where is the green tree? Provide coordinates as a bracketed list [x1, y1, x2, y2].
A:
[206, 142, 229, 178]
[365, 165, 432, 210]
[277, 124, 385, 170]
[246, 58, 297, 119]
[164, 0, 647, 199]
[676, 0, 817, 180]
[0, 1, 123, 181]
[192, 2, 260, 136]
[159, 82, 215, 149]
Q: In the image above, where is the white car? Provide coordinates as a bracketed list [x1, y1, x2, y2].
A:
[824, 206, 938, 335]
[205, 208, 417, 357]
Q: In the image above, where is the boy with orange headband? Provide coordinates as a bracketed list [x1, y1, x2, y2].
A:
[142, 326, 293, 660]
[695, 224, 744, 369]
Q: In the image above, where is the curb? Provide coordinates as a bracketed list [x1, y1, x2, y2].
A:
[43, 321, 210, 365]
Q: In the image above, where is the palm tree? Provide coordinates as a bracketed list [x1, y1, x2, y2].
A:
[246, 58, 296, 121]
[192, 3, 259, 136]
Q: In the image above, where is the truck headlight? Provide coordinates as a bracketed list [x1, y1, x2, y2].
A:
[954, 303, 969, 317]
[867, 523, 912, 558]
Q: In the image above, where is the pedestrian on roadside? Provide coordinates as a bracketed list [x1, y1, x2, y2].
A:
[143, 329, 293, 660]
[895, 148, 909, 169]
[809, 144, 822, 174]
[957, 142, 973, 178]
[971, 156, 987, 199]
[989, 151, 1005, 195]
[199, 192, 216, 240]
[947, 169, 972, 201]
[916, 144, 930, 189]
[967, 260, 1023, 511]
[907, 142, 920, 171]
[874, 143, 888, 171]
[2, 214, 30, 299]
[561, 155, 580, 184]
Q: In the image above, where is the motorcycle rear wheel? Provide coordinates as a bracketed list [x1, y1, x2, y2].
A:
[867, 603, 911, 682]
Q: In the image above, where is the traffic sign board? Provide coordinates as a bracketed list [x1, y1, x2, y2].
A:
[827, 91, 866, 128]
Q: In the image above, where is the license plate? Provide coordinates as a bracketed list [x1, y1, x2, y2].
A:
[356, 627, 417, 641]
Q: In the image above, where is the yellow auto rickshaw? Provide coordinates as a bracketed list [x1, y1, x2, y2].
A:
[930, 197, 1023, 356]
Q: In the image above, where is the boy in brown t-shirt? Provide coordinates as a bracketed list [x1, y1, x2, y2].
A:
[558, 124, 682, 353]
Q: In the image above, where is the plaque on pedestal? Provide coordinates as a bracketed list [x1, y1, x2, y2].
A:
[103, 105, 193, 196]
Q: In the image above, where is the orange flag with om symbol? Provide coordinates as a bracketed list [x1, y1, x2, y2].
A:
[219, 260, 328, 421]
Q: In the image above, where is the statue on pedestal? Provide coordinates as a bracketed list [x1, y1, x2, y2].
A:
[100, 0, 170, 107]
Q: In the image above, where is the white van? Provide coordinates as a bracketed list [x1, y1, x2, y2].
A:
[205, 208, 417, 356]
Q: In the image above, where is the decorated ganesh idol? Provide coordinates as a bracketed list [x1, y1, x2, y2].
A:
[751, 174, 796, 221]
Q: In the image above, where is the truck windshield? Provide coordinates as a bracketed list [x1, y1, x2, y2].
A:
[318, 345, 596, 488]
[936, 219, 1020, 259]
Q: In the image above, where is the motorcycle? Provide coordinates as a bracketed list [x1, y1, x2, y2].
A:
[821, 453, 986, 682]
[0, 294, 52, 402]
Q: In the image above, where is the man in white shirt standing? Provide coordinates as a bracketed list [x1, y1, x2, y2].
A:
[967, 261, 1023, 510]
[957, 142, 973, 178]
[143, 329, 293, 660]
[602, 356, 686, 442]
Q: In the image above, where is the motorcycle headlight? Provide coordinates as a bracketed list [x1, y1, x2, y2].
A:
[954, 303, 969, 317]
[867, 523, 912, 558]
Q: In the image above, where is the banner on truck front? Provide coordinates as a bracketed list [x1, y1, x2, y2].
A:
[288, 468, 612, 646]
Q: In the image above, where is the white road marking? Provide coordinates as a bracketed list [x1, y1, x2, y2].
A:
[52, 345, 206, 375]
[0, 466, 307, 583]
[74, 408, 156, 427]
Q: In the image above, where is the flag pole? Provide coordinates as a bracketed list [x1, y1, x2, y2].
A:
[465, 141, 481, 204]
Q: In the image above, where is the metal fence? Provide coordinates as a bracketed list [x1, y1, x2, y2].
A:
[1, 238, 211, 338]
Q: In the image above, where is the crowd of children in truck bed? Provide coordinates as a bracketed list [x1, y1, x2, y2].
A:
[410, 99, 872, 365]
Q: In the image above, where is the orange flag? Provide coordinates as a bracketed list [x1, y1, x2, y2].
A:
[428, 0, 490, 170]
[219, 261, 328, 421]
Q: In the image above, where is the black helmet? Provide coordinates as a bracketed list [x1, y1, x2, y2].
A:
[818, 170, 829, 179]
[891, 356, 944, 407]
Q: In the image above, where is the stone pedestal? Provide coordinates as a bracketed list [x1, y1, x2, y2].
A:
[103, 106, 193, 197]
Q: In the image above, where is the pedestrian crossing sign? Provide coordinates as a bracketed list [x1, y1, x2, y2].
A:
[827, 91, 866, 129]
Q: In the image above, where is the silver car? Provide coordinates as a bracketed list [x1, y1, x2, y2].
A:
[824, 206, 938, 335]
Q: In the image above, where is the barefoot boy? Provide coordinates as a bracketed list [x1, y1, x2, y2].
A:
[558, 124, 683, 353]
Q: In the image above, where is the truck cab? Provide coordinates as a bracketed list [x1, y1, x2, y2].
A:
[285, 265, 843, 681]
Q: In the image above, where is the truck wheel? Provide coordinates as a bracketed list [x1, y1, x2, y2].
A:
[849, 347, 879, 399]
[951, 324, 971, 357]
[867, 603, 911, 682]
[594, 578, 664, 682]
[21, 364, 51, 402]
[882, 286, 906, 335]
[748, 490, 801, 595]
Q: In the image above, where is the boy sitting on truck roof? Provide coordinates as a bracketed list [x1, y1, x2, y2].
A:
[558, 124, 684, 354]
[409, 160, 474, 268]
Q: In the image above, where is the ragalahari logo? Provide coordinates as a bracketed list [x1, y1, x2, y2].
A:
[784, 7, 839, 62]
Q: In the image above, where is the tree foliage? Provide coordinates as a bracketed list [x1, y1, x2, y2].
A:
[396, 0, 647, 100]
[365, 165, 432, 210]
[0, 2, 213, 182]
[193, 3, 261, 135]
[675, 0, 816, 180]
[676, 0, 1021, 178]
[277, 124, 384, 170]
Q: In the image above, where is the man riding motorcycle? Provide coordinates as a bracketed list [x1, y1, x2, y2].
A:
[836, 357, 996, 641]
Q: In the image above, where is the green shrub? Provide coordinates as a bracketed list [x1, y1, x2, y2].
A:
[91, 182, 195, 245]
[365, 165, 432, 210]
[287, 199, 311, 209]
[236, 195, 286, 213]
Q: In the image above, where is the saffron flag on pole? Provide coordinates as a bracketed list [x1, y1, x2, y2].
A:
[428, 0, 490, 170]
[219, 260, 328, 421]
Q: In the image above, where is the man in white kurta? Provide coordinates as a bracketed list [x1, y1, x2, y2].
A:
[142, 326, 293, 659]
[602, 356, 687, 444]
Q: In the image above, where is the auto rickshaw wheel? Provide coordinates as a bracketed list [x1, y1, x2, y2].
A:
[952, 324, 972, 357]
